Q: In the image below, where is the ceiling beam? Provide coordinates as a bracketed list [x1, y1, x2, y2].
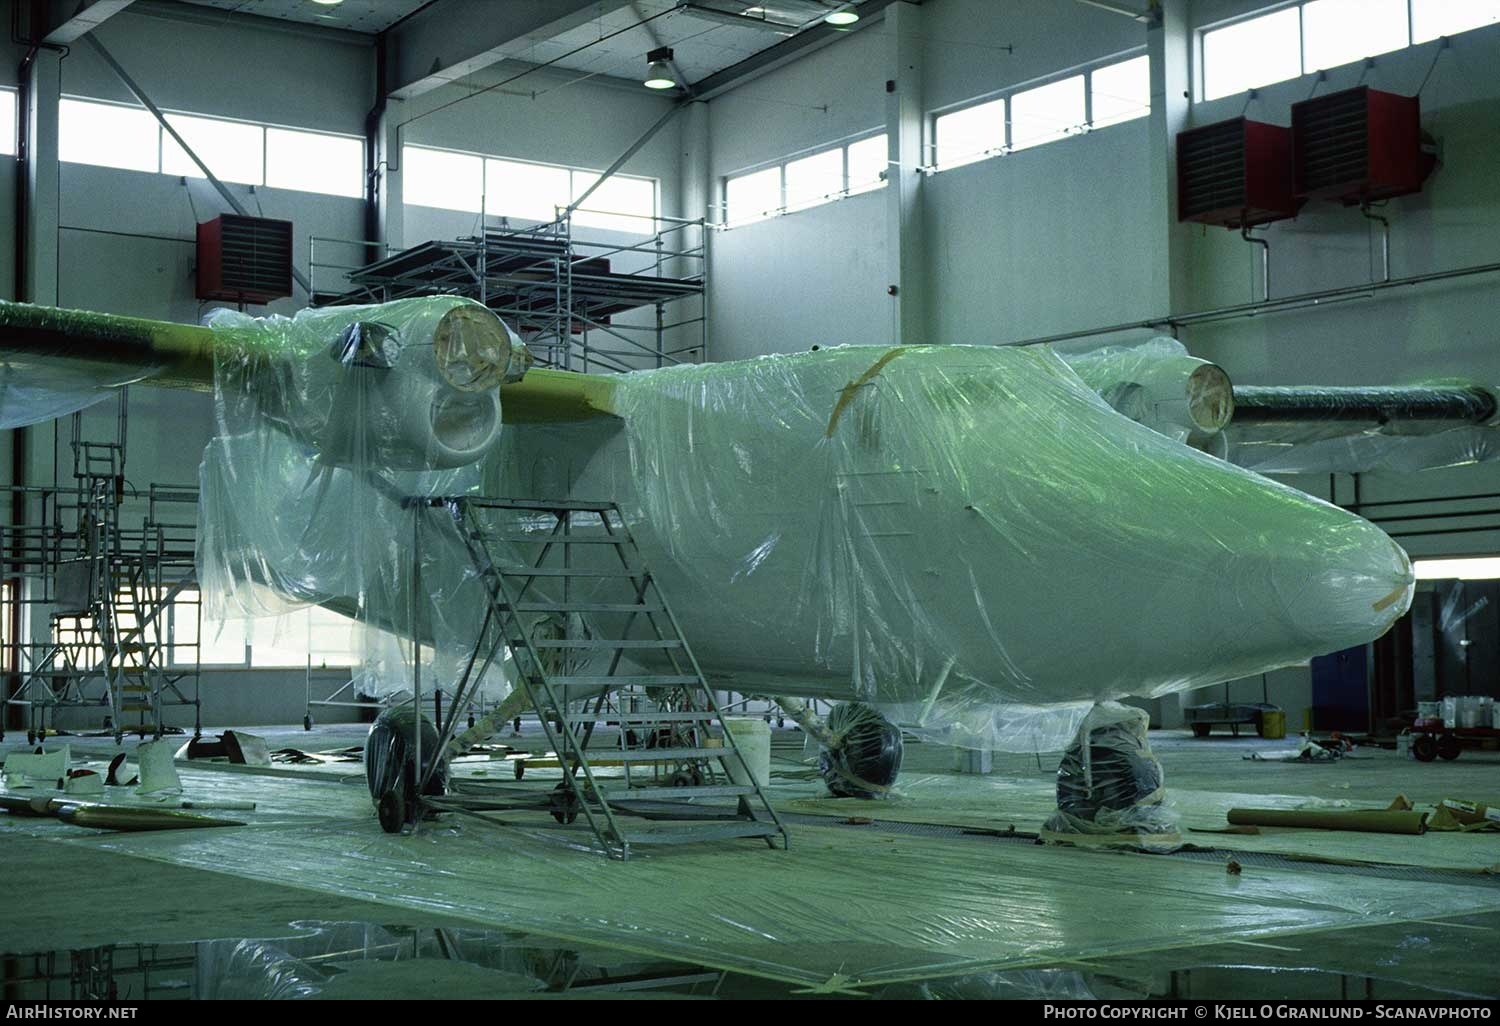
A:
[41, 0, 137, 44]
[688, 0, 904, 102]
[385, 0, 634, 100]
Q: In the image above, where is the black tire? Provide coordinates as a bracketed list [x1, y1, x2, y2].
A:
[303, 716, 313, 731]
[549, 782, 579, 824]
[1412, 735, 1437, 762]
[1192, 723, 1211, 738]
[513, 759, 525, 780]
[377, 788, 407, 833]
[26, 731, 36, 745]
[1436, 734, 1461, 761]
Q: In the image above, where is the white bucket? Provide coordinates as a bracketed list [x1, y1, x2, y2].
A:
[722, 717, 772, 788]
[136, 740, 181, 795]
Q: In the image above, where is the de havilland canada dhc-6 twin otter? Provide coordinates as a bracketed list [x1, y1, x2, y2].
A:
[1, 293, 1493, 848]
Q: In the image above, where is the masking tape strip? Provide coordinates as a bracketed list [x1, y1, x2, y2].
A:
[825, 348, 908, 438]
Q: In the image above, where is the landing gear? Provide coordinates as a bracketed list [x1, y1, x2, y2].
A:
[1042, 703, 1180, 850]
[549, 782, 579, 824]
[365, 704, 448, 834]
[817, 702, 903, 799]
[303, 715, 313, 731]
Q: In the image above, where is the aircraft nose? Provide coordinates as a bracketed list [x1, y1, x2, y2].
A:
[1265, 515, 1413, 652]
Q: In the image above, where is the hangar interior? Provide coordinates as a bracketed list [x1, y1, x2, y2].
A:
[1, 0, 1499, 1002]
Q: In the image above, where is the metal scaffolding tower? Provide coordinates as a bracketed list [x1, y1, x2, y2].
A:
[2, 394, 202, 744]
[310, 212, 708, 374]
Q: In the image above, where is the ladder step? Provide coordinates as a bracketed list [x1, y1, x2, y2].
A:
[600, 784, 754, 801]
[528, 639, 683, 650]
[494, 566, 643, 578]
[562, 711, 716, 723]
[120, 704, 152, 712]
[591, 747, 725, 762]
[464, 498, 617, 513]
[621, 822, 781, 846]
[504, 602, 661, 614]
[548, 675, 699, 687]
[492, 536, 625, 546]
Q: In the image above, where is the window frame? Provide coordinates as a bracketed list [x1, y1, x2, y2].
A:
[929, 49, 1150, 174]
[58, 93, 365, 199]
[721, 130, 890, 228]
[1197, 0, 1496, 104]
[0, 87, 16, 159]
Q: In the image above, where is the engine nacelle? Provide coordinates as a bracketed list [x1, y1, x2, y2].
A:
[244, 298, 530, 471]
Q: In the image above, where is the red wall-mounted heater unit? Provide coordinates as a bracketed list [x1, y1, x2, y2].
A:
[196, 214, 294, 305]
[1177, 117, 1299, 229]
[1291, 86, 1434, 205]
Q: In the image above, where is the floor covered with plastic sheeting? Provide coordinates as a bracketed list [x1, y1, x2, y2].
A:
[2, 727, 1499, 995]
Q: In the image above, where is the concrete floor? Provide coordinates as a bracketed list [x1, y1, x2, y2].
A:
[2, 721, 1498, 999]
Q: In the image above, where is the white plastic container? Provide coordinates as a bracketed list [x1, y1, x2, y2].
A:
[136, 739, 182, 795]
[1459, 696, 1484, 729]
[721, 717, 772, 788]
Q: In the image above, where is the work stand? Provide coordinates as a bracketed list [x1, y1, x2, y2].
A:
[405, 497, 789, 861]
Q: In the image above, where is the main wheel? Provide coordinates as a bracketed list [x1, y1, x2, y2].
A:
[549, 782, 579, 824]
[303, 715, 313, 731]
[377, 788, 407, 834]
[818, 703, 903, 799]
[1436, 734, 1461, 761]
[1191, 723, 1211, 738]
[1412, 735, 1437, 762]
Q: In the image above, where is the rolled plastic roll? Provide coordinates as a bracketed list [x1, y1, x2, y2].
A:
[1227, 807, 1428, 834]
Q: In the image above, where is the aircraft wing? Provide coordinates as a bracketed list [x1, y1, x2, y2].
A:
[0, 298, 620, 429]
[1055, 336, 1500, 475]
[1221, 383, 1500, 474]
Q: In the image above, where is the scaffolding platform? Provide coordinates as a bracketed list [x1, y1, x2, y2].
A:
[310, 213, 707, 374]
[2, 396, 202, 743]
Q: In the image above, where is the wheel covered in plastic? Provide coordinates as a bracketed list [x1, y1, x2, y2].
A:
[1042, 702, 1179, 849]
[365, 703, 448, 831]
[818, 702, 903, 799]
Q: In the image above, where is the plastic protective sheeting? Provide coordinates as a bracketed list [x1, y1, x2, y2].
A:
[193, 921, 544, 1000]
[1055, 336, 1233, 444]
[1041, 703, 1180, 851]
[197, 297, 526, 701]
[526, 343, 1414, 752]
[199, 311, 1410, 753]
[17, 774, 1500, 991]
[0, 302, 177, 428]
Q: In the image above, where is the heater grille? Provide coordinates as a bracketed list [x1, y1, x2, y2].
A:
[1292, 86, 1432, 205]
[1179, 119, 1246, 222]
[1294, 88, 1370, 195]
[1177, 118, 1298, 228]
[197, 215, 294, 304]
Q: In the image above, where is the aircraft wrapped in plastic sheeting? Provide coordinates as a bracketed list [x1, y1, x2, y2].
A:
[0, 300, 1417, 754]
[493, 342, 1414, 751]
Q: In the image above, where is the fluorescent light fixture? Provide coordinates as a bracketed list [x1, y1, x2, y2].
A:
[644, 46, 676, 90]
[1413, 556, 1500, 581]
[311, 0, 344, 6]
[824, 5, 859, 26]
